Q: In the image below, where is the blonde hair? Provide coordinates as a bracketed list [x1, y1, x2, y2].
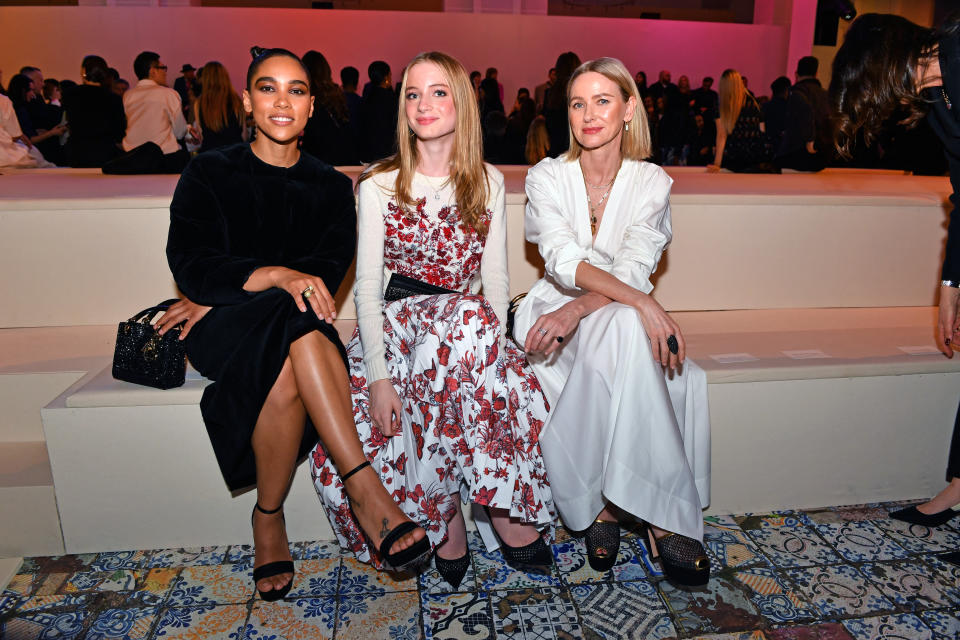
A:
[359, 51, 489, 237]
[563, 57, 650, 161]
[718, 68, 758, 135]
[196, 61, 243, 133]
[525, 115, 549, 165]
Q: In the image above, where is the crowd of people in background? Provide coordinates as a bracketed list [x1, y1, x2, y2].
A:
[0, 48, 949, 174]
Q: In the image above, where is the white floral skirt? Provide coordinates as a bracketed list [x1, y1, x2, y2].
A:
[310, 294, 555, 567]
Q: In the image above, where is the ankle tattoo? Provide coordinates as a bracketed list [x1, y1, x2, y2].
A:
[380, 518, 390, 539]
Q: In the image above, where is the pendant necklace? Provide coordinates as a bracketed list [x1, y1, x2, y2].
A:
[582, 161, 620, 236]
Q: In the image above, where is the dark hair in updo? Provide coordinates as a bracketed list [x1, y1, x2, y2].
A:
[81, 55, 111, 87]
[246, 46, 311, 91]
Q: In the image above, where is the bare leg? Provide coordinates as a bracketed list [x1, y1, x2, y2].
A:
[251, 357, 304, 595]
[488, 508, 541, 547]
[437, 498, 467, 560]
[918, 477, 960, 513]
[289, 331, 425, 554]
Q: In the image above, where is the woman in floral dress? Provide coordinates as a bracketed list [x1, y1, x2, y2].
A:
[311, 51, 555, 586]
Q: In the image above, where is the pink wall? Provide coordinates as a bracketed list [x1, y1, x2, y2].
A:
[1, 6, 789, 100]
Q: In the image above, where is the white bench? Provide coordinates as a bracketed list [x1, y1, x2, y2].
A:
[33, 307, 960, 554]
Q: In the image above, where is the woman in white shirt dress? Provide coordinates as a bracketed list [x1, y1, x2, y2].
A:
[311, 51, 555, 589]
[513, 57, 712, 586]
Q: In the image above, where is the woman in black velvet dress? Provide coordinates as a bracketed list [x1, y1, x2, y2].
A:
[156, 47, 429, 601]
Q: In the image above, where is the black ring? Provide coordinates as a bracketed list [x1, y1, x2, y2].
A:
[667, 335, 679, 355]
[556, 336, 564, 343]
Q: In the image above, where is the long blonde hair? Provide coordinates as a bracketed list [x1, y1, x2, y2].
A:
[718, 68, 758, 135]
[564, 57, 651, 161]
[196, 61, 243, 133]
[359, 51, 489, 237]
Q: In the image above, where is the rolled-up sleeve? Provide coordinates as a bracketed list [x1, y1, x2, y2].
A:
[609, 166, 673, 294]
[524, 162, 590, 291]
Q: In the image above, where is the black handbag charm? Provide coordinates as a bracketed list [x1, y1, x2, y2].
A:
[112, 299, 187, 389]
[384, 273, 456, 302]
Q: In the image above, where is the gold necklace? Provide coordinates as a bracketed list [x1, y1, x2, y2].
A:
[581, 161, 621, 236]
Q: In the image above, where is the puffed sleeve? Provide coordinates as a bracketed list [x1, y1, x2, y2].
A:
[524, 160, 590, 291]
[354, 176, 390, 383]
[609, 165, 673, 294]
[284, 171, 357, 297]
[166, 158, 267, 306]
[479, 167, 509, 326]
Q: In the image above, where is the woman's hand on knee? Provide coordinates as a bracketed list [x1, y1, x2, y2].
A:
[525, 306, 579, 355]
[153, 298, 212, 340]
[270, 267, 337, 323]
[632, 294, 686, 369]
[369, 379, 403, 437]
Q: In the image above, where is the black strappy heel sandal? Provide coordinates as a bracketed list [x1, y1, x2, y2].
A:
[251, 503, 295, 602]
[341, 460, 431, 571]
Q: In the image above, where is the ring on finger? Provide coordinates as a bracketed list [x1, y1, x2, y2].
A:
[666, 334, 679, 355]
[302, 285, 315, 298]
[537, 328, 547, 335]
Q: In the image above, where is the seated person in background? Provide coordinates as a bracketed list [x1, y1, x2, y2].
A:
[43, 79, 61, 107]
[526, 114, 549, 165]
[711, 68, 772, 172]
[340, 65, 363, 145]
[121, 51, 189, 173]
[684, 113, 714, 166]
[0, 91, 50, 168]
[62, 55, 125, 168]
[191, 61, 245, 153]
[514, 57, 710, 586]
[301, 50, 360, 166]
[174, 63, 199, 118]
[20, 66, 62, 135]
[775, 56, 833, 172]
[763, 76, 791, 154]
[7, 74, 64, 164]
[360, 60, 397, 163]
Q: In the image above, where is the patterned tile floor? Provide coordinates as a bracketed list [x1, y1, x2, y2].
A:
[3, 500, 960, 639]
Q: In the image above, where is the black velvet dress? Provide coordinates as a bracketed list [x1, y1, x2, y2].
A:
[166, 143, 356, 491]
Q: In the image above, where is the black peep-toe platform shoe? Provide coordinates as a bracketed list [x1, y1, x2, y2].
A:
[251, 503, 295, 602]
[643, 525, 710, 587]
[341, 460, 431, 571]
[435, 553, 470, 589]
[890, 505, 960, 527]
[584, 519, 620, 572]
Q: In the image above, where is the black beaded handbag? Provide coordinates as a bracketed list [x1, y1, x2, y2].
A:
[112, 299, 187, 389]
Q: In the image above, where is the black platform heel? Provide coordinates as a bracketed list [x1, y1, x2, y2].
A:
[643, 525, 710, 587]
[251, 503, 295, 602]
[435, 553, 470, 589]
[584, 519, 620, 572]
[341, 460, 431, 571]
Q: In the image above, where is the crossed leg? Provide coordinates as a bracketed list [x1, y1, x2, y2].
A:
[251, 331, 426, 595]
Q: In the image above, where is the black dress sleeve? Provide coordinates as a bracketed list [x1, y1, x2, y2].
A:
[166, 159, 267, 306]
